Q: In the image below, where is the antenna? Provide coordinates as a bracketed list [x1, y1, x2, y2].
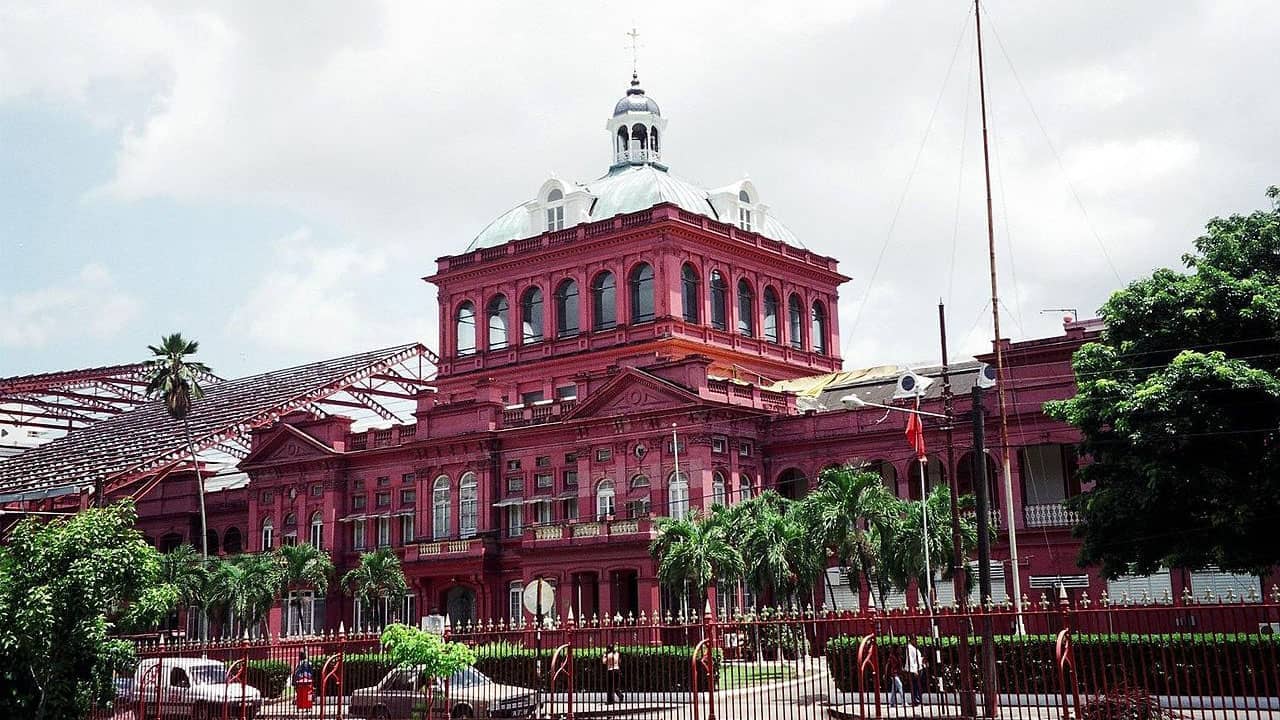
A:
[1039, 308, 1078, 322]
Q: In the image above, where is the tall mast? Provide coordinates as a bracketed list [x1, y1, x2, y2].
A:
[975, 0, 1025, 633]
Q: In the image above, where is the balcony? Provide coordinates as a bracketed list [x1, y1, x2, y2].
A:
[1024, 502, 1080, 528]
[408, 538, 486, 561]
[525, 519, 654, 545]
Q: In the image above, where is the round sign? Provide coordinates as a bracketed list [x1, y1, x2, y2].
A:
[521, 579, 556, 617]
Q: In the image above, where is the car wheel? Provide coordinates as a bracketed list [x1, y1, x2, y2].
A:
[450, 704, 474, 719]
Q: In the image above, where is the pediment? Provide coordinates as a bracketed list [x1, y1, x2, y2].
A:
[240, 425, 337, 467]
[562, 370, 702, 421]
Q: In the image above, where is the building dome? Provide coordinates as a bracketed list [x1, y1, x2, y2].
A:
[612, 74, 661, 117]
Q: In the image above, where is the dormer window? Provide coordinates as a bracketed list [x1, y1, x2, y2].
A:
[738, 190, 753, 232]
[545, 188, 565, 231]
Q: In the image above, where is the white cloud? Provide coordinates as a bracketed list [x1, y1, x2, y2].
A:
[0, 264, 139, 348]
[225, 229, 427, 356]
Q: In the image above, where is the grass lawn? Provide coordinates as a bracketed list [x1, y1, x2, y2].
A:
[717, 662, 799, 690]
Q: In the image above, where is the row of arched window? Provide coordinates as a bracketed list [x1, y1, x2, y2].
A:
[681, 264, 828, 353]
[454, 262, 829, 356]
[615, 124, 660, 155]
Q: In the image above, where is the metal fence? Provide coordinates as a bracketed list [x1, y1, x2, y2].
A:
[95, 589, 1280, 719]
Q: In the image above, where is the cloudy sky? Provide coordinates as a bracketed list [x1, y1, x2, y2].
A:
[2, 0, 1277, 379]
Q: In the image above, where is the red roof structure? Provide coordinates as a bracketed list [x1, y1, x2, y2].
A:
[0, 343, 436, 504]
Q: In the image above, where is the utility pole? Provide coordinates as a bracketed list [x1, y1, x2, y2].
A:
[971, 385, 998, 717]
[940, 301, 976, 718]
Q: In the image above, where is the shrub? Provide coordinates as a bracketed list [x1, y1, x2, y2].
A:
[473, 645, 720, 693]
[1081, 685, 1181, 720]
[825, 633, 1280, 695]
[243, 660, 290, 699]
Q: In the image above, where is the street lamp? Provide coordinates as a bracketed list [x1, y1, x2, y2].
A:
[840, 393, 949, 419]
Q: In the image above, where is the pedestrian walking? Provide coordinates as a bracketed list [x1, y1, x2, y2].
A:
[885, 648, 905, 707]
[603, 644, 623, 704]
[904, 638, 925, 706]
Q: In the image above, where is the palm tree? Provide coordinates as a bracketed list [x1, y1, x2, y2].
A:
[885, 485, 981, 611]
[276, 543, 335, 635]
[158, 544, 214, 635]
[342, 548, 408, 631]
[801, 465, 899, 609]
[143, 335, 213, 573]
[213, 553, 284, 637]
[648, 509, 745, 613]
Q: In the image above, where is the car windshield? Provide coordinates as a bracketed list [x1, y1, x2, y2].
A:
[190, 665, 228, 685]
[448, 667, 489, 687]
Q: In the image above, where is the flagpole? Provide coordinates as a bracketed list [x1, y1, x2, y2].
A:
[917, 395, 934, 616]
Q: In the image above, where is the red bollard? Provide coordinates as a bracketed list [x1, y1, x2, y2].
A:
[296, 678, 314, 711]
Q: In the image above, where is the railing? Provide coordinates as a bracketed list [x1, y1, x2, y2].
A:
[570, 522, 601, 538]
[96, 589, 1280, 720]
[1024, 502, 1080, 528]
[533, 525, 563, 541]
[417, 539, 478, 555]
[616, 147, 658, 164]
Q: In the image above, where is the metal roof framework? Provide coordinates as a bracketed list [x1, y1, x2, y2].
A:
[0, 363, 166, 438]
[0, 343, 438, 505]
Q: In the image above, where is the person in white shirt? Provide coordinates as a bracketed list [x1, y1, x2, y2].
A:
[904, 637, 926, 706]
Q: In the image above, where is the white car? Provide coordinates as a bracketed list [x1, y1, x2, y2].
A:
[132, 657, 263, 720]
[350, 666, 537, 719]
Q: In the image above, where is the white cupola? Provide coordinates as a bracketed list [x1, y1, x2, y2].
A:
[606, 73, 668, 168]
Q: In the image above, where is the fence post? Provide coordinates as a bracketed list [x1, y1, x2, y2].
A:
[704, 599, 718, 720]
[566, 609, 576, 720]
[1055, 584, 1081, 720]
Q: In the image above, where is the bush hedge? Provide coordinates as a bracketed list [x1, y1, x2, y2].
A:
[474, 645, 721, 693]
[243, 660, 291, 699]
[826, 633, 1280, 695]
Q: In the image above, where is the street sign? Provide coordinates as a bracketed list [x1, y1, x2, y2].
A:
[522, 579, 555, 617]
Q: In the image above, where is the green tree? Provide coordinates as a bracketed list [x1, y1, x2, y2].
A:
[380, 623, 477, 720]
[649, 509, 745, 611]
[212, 553, 283, 637]
[342, 549, 408, 630]
[0, 501, 172, 719]
[276, 543, 334, 635]
[799, 465, 899, 609]
[156, 544, 214, 635]
[731, 492, 822, 608]
[1046, 186, 1280, 578]
[143, 334, 213, 592]
[884, 485, 981, 610]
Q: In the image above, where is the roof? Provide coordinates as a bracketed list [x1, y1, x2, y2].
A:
[466, 164, 802, 252]
[770, 361, 984, 413]
[0, 344, 436, 503]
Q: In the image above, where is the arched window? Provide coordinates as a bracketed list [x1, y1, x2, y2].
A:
[738, 190, 753, 232]
[459, 472, 478, 538]
[456, 301, 476, 356]
[681, 264, 700, 322]
[284, 513, 297, 528]
[223, 527, 242, 554]
[650, 126, 660, 152]
[787, 294, 804, 350]
[763, 287, 780, 343]
[545, 188, 564, 231]
[709, 270, 728, 331]
[555, 279, 579, 337]
[310, 511, 324, 550]
[592, 271, 616, 331]
[487, 295, 509, 350]
[521, 287, 544, 344]
[736, 279, 755, 337]
[711, 472, 727, 507]
[596, 479, 616, 520]
[631, 124, 648, 150]
[629, 263, 654, 323]
[738, 474, 753, 502]
[261, 518, 274, 551]
[616, 127, 628, 154]
[811, 300, 828, 355]
[432, 476, 451, 540]
[668, 472, 689, 520]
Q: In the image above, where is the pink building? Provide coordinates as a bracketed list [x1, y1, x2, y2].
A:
[4, 76, 1267, 637]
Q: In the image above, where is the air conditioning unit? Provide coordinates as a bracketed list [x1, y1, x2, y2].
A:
[893, 371, 934, 399]
[976, 363, 998, 389]
[1260, 622, 1280, 635]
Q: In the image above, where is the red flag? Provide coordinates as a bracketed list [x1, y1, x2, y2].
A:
[905, 412, 926, 460]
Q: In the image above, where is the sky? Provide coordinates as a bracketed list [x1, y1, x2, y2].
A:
[2, 0, 1278, 380]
